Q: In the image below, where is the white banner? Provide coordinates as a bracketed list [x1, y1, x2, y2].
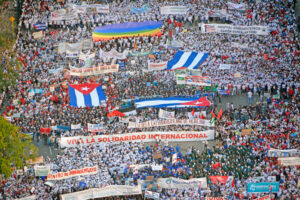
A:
[157, 177, 207, 189]
[176, 75, 211, 86]
[128, 118, 212, 129]
[219, 64, 231, 70]
[59, 130, 214, 148]
[201, 24, 269, 35]
[61, 185, 141, 200]
[231, 42, 248, 49]
[267, 148, 299, 157]
[148, 61, 168, 71]
[72, 4, 109, 14]
[71, 124, 81, 130]
[151, 165, 163, 171]
[227, 2, 246, 10]
[278, 157, 300, 166]
[47, 166, 98, 180]
[16, 195, 36, 200]
[50, 9, 78, 21]
[254, 195, 271, 200]
[158, 109, 175, 119]
[88, 123, 103, 132]
[160, 6, 187, 15]
[58, 39, 93, 54]
[100, 49, 128, 60]
[34, 165, 50, 176]
[69, 64, 119, 76]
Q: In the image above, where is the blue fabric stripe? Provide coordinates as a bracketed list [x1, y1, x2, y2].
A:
[83, 93, 93, 107]
[96, 86, 106, 102]
[135, 97, 198, 103]
[183, 52, 198, 68]
[167, 51, 185, 69]
[197, 53, 209, 66]
[68, 85, 78, 107]
[95, 22, 162, 33]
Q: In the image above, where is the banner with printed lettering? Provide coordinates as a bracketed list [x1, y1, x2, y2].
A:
[131, 4, 150, 14]
[227, 2, 246, 10]
[148, 61, 168, 71]
[47, 166, 98, 180]
[128, 118, 212, 129]
[79, 52, 95, 68]
[219, 64, 231, 70]
[88, 123, 103, 132]
[278, 157, 300, 166]
[72, 4, 109, 14]
[34, 166, 50, 177]
[69, 64, 119, 76]
[58, 39, 93, 55]
[254, 195, 271, 200]
[61, 185, 141, 200]
[158, 109, 175, 119]
[160, 6, 187, 15]
[267, 148, 299, 157]
[201, 24, 269, 35]
[59, 130, 214, 148]
[71, 124, 82, 130]
[157, 177, 207, 189]
[247, 182, 279, 193]
[50, 9, 78, 21]
[206, 197, 225, 200]
[176, 75, 211, 86]
[100, 49, 128, 61]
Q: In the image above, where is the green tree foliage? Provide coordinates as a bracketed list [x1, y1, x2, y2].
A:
[0, 117, 38, 178]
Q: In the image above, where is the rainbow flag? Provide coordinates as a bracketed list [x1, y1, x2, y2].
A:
[93, 21, 163, 41]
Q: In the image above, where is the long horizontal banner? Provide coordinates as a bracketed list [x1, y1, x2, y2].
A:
[201, 24, 269, 35]
[47, 166, 98, 180]
[206, 198, 224, 200]
[100, 48, 128, 60]
[176, 75, 211, 86]
[148, 61, 167, 71]
[17, 195, 36, 200]
[267, 148, 299, 157]
[157, 177, 207, 189]
[69, 64, 119, 76]
[72, 4, 109, 14]
[159, 109, 175, 119]
[88, 123, 103, 132]
[135, 97, 211, 109]
[160, 6, 187, 15]
[247, 182, 279, 193]
[254, 195, 271, 200]
[278, 157, 300, 166]
[128, 118, 213, 129]
[61, 185, 141, 200]
[59, 130, 214, 148]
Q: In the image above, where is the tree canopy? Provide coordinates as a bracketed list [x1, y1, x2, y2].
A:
[0, 116, 38, 178]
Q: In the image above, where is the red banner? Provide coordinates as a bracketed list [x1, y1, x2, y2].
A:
[40, 127, 51, 134]
[209, 176, 231, 185]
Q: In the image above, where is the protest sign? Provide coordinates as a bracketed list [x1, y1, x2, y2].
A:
[69, 65, 119, 76]
[59, 130, 214, 148]
[158, 109, 175, 119]
[47, 166, 98, 180]
[201, 24, 269, 35]
[157, 177, 207, 189]
[278, 157, 300, 166]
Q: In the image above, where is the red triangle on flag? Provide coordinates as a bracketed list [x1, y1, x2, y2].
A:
[69, 83, 101, 95]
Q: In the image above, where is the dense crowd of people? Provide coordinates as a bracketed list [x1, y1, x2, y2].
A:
[0, 0, 299, 199]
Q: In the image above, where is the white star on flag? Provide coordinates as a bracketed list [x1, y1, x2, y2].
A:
[81, 87, 90, 91]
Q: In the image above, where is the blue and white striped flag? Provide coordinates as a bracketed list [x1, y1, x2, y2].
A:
[167, 51, 209, 70]
[33, 23, 47, 31]
[68, 83, 106, 108]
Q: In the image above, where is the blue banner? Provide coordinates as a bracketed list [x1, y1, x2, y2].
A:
[29, 89, 44, 94]
[247, 182, 279, 193]
[131, 4, 150, 14]
[57, 125, 71, 131]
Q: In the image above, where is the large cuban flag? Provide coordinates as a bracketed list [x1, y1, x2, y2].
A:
[135, 97, 211, 109]
[68, 83, 106, 108]
[167, 51, 209, 70]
